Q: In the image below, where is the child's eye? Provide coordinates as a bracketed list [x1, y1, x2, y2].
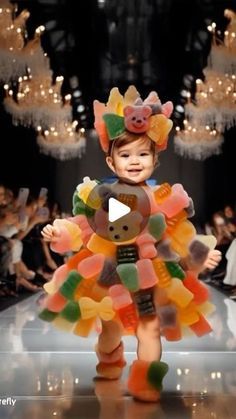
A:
[140, 152, 149, 156]
[120, 153, 129, 158]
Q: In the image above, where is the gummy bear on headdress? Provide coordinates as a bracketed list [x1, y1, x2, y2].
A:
[93, 86, 173, 153]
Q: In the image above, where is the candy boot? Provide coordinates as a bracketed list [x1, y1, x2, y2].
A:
[127, 359, 168, 402]
[95, 341, 126, 380]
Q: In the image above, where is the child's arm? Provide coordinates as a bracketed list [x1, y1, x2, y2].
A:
[181, 246, 222, 274]
[41, 218, 82, 254]
[41, 223, 60, 242]
[202, 249, 222, 271]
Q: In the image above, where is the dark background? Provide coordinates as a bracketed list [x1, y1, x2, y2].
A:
[0, 0, 235, 227]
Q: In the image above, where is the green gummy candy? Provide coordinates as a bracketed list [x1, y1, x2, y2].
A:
[60, 270, 83, 299]
[103, 113, 125, 139]
[165, 262, 185, 280]
[147, 361, 169, 391]
[72, 194, 95, 217]
[39, 309, 58, 322]
[116, 263, 139, 292]
[148, 214, 166, 240]
[60, 301, 81, 322]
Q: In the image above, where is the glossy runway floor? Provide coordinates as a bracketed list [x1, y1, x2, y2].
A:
[0, 286, 236, 419]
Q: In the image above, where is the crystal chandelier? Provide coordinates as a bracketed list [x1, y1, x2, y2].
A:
[0, 4, 87, 161]
[3, 24, 71, 129]
[37, 123, 86, 160]
[174, 10, 236, 160]
[174, 120, 223, 160]
[4, 72, 72, 128]
[209, 10, 236, 74]
[185, 71, 236, 130]
[0, 2, 26, 81]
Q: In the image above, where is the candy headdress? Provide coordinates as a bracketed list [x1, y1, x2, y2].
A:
[93, 86, 173, 153]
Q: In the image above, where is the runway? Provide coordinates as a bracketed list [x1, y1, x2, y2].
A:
[0, 285, 236, 419]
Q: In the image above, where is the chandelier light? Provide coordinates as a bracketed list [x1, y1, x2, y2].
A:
[185, 71, 236, 130]
[36, 122, 86, 160]
[4, 73, 72, 128]
[209, 10, 236, 74]
[0, 1, 30, 81]
[174, 10, 236, 160]
[174, 120, 223, 160]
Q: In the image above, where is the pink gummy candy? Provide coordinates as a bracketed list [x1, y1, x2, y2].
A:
[136, 233, 157, 259]
[46, 292, 67, 312]
[77, 254, 105, 278]
[136, 259, 158, 289]
[53, 264, 69, 287]
[155, 184, 189, 218]
[109, 284, 133, 310]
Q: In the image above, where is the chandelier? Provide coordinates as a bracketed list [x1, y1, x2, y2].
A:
[37, 123, 86, 160]
[0, 2, 87, 160]
[174, 9, 236, 160]
[174, 120, 223, 160]
[0, 1, 30, 81]
[4, 73, 72, 129]
[209, 10, 236, 74]
[185, 71, 236, 130]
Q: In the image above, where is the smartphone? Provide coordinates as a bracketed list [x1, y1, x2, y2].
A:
[39, 187, 48, 199]
[17, 188, 29, 207]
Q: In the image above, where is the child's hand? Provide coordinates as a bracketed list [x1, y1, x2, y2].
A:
[41, 224, 60, 242]
[203, 249, 222, 270]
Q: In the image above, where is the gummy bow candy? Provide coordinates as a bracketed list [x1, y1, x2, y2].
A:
[79, 296, 115, 321]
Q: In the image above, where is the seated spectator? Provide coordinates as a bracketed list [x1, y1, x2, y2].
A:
[205, 212, 234, 280]
[19, 196, 60, 277]
[0, 235, 14, 296]
[223, 239, 236, 298]
[223, 205, 236, 237]
[0, 204, 41, 293]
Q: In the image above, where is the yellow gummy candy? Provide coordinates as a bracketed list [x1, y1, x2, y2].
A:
[177, 302, 199, 325]
[76, 177, 101, 209]
[195, 234, 217, 250]
[44, 281, 57, 295]
[73, 318, 95, 337]
[107, 87, 124, 115]
[197, 301, 216, 316]
[87, 233, 116, 257]
[166, 277, 193, 308]
[152, 258, 172, 288]
[154, 183, 172, 204]
[168, 220, 196, 258]
[52, 317, 75, 332]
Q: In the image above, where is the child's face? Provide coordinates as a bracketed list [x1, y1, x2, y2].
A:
[106, 138, 157, 184]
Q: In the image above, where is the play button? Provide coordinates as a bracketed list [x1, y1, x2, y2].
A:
[82, 180, 151, 242]
[108, 197, 130, 222]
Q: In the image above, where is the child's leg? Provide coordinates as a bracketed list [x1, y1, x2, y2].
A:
[136, 315, 162, 362]
[96, 320, 126, 380]
[128, 314, 168, 402]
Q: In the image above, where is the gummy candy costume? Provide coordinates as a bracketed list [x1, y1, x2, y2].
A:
[39, 86, 216, 401]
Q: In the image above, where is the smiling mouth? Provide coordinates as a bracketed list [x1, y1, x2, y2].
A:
[127, 169, 142, 174]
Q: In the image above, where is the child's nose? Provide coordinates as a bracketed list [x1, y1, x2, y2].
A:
[130, 155, 140, 164]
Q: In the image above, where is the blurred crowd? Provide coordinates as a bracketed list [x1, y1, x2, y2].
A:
[1, 181, 236, 308]
[0, 183, 64, 304]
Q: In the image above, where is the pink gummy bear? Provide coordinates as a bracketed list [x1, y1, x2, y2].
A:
[124, 105, 152, 133]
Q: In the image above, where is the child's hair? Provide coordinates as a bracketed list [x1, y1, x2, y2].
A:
[107, 132, 157, 157]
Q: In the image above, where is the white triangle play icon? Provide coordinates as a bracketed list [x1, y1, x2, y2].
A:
[108, 197, 131, 222]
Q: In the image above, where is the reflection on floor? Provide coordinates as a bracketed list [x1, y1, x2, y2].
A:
[0, 286, 236, 419]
